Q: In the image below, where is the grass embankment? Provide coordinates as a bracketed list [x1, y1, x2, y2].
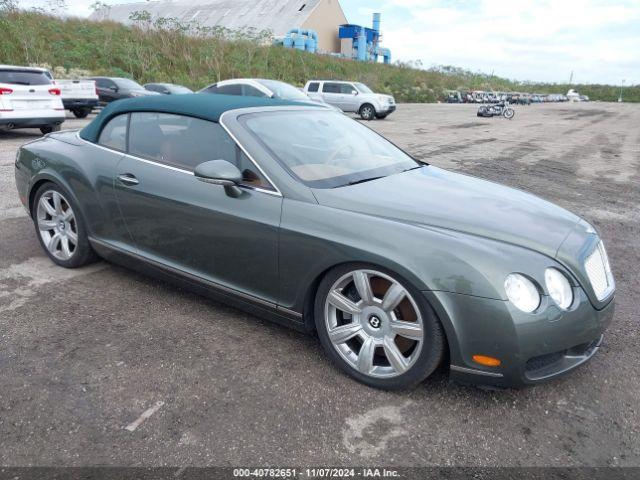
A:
[1, 10, 637, 103]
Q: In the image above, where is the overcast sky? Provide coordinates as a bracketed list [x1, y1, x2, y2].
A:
[20, 0, 640, 85]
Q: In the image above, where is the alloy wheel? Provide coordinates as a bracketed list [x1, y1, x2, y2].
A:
[36, 190, 78, 261]
[324, 269, 424, 379]
[361, 105, 374, 120]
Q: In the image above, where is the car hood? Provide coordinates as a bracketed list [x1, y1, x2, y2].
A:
[312, 166, 581, 259]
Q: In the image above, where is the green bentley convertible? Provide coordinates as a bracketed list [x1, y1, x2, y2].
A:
[14, 94, 615, 390]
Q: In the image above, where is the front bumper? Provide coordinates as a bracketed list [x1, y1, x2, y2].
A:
[426, 288, 614, 388]
[379, 105, 396, 114]
[62, 98, 99, 109]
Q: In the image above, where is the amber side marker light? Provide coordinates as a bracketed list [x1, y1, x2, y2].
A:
[472, 355, 501, 367]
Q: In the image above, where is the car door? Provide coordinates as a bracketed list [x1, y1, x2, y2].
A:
[113, 112, 282, 303]
[321, 82, 349, 111]
[340, 83, 360, 111]
[95, 78, 117, 103]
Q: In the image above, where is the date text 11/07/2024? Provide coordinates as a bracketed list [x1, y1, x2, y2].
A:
[232, 468, 400, 478]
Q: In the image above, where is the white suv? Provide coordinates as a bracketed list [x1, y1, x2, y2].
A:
[303, 80, 396, 120]
[0, 65, 66, 135]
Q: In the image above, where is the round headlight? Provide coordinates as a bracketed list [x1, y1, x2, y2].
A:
[545, 268, 573, 309]
[504, 274, 540, 313]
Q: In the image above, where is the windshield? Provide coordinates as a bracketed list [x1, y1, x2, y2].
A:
[256, 80, 310, 101]
[114, 78, 144, 90]
[0, 69, 52, 86]
[354, 82, 373, 94]
[241, 110, 420, 189]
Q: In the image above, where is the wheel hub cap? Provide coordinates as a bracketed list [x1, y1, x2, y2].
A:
[324, 269, 425, 379]
[36, 190, 78, 261]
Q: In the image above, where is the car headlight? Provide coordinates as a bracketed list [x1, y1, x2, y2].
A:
[504, 273, 540, 313]
[545, 268, 573, 309]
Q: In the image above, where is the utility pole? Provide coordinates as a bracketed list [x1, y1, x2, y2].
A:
[569, 71, 573, 85]
[618, 79, 625, 103]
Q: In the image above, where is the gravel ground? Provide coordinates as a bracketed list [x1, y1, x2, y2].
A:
[0, 103, 638, 467]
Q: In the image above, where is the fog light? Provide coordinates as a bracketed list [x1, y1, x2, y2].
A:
[472, 355, 501, 367]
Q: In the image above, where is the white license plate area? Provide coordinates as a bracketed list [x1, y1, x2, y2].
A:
[11, 100, 51, 110]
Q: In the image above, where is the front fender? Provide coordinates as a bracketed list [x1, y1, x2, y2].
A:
[278, 199, 568, 312]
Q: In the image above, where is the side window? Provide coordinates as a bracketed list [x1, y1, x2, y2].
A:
[95, 78, 107, 88]
[241, 85, 267, 97]
[216, 84, 242, 96]
[322, 83, 341, 94]
[307, 82, 320, 93]
[204, 85, 219, 94]
[127, 112, 273, 190]
[340, 84, 355, 94]
[98, 114, 128, 151]
[145, 84, 158, 92]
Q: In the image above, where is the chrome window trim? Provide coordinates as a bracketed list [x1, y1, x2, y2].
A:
[76, 130, 281, 197]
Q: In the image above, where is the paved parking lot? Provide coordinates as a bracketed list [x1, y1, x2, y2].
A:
[1, 103, 639, 467]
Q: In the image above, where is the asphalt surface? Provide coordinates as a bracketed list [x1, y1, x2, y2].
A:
[0, 103, 638, 467]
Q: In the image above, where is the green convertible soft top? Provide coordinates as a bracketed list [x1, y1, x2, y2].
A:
[79, 93, 319, 143]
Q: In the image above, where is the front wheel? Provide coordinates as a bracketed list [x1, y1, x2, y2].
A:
[32, 182, 97, 268]
[503, 108, 515, 119]
[359, 104, 376, 121]
[314, 264, 444, 390]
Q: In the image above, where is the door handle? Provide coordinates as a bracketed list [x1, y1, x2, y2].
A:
[117, 173, 139, 186]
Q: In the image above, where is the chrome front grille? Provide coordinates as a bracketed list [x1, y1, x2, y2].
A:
[584, 241, 615, 301]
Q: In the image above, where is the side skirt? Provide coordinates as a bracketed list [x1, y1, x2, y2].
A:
[89, 238, 307, 332]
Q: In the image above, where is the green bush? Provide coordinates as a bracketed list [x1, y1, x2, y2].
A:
[0, 10, 637, 102]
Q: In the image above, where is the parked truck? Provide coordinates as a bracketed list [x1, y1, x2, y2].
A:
[55, 78, 99, 118]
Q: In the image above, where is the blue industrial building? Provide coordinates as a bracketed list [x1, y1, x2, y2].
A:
[280, 12, 392, 64]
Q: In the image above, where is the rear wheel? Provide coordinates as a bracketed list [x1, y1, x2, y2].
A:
[40, 124, 61, 135]
[315, 264, 444, 390]
[72, 108, 90, 119]
[503, 107, 515, 119]
[32, 182, 97, 268]
[359, 104, 376, 121]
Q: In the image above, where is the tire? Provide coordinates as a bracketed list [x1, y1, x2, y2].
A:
[40, 124, 61, 135]
[503, 108, 515, 119]
[359, 104, 376, 121]
[477, 107, 488, 117]
[32, 182, 98, 268]
[72, 108, 90, 119]
[314, 263, 445, 390]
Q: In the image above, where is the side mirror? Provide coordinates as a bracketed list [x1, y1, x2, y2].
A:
[351, 90, 358, 96]
[194, 160, 243, 197]
[110, 86, 119, 92]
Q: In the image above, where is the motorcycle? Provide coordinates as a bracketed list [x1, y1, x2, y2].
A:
[477, 102, 515, 119]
